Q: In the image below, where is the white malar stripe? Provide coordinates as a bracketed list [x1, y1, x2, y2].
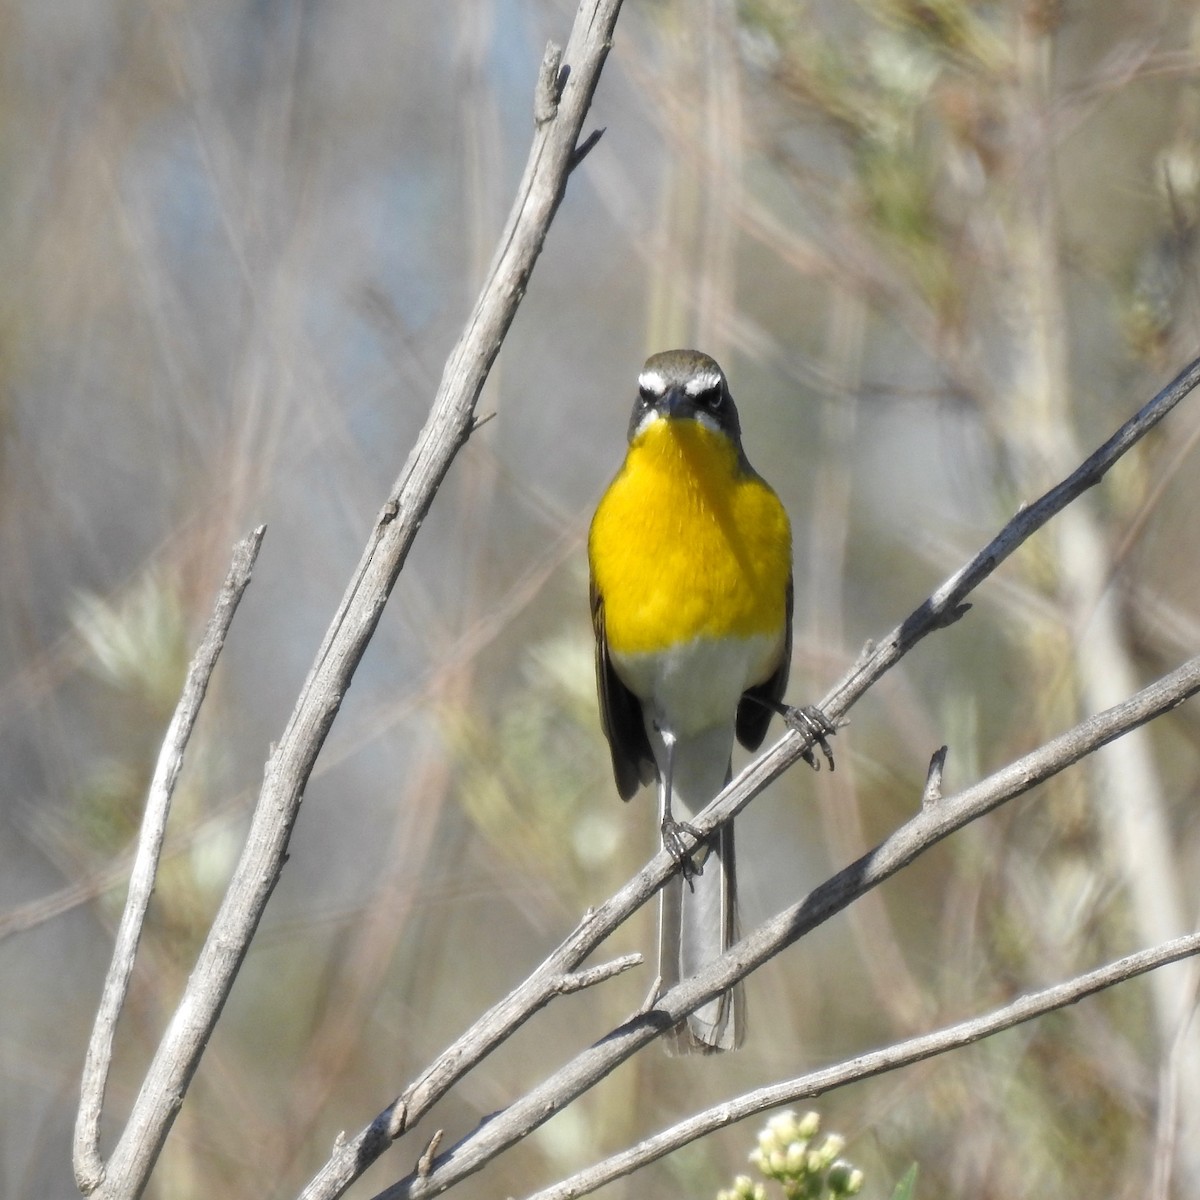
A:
[630, 405, 723, 439]
[630, 408, 663, 439]
[691, 410, 724, 433]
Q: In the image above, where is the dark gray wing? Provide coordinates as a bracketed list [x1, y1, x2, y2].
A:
[590, 579, 655, 799]
[735, 572, 792, 751]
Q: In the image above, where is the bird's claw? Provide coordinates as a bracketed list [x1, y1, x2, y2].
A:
[660, 814, 705, 884]
[782, 703, 839, 771]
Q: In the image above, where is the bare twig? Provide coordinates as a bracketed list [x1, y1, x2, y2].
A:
[77, 2, 624, 1196]
[285, 8, 625, 1199]
[73, 527, 265, 1193]
[554, 954, 644, 995]
[520, 930, 1200, 1200]
[373, 651, 1200, 1200]
[416, 1131, 443, 1180]
[921, 745, 948, 809]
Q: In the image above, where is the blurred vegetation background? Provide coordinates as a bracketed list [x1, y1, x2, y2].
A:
[3, 0, 1200, 1197]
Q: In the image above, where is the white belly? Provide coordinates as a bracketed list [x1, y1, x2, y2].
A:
[610, 632, 779, 739]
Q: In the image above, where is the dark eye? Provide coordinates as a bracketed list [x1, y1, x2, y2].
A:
[701, 386, 723, 410]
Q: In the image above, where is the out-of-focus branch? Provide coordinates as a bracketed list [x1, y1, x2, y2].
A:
[520, 928, 1200, 1200]
[374, 649, 1200, 1200]
[73, 526, 265, 1193]
[77, 3, 624, 1197]
[1012, 21, 1200, 1189]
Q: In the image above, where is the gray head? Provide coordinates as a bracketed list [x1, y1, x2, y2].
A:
[627, 349, 743, 445]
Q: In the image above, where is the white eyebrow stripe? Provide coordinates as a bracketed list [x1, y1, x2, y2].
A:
[637, 369, 667, 394]
[684, 369, 723, 396]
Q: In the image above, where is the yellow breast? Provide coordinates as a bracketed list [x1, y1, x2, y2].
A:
[589, 417, 791, 657]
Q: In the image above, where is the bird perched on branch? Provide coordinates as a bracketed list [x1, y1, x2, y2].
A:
[588, 349, 833, 1053]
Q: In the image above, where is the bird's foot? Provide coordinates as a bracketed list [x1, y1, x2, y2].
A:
[781, 703, 840, 771]
[660, 814, 706, 884]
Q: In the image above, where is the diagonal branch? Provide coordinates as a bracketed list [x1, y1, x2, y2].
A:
[77, 6, 624, 1200]
[73, 526, 265, 1192]
[305, 355, 1200, 1200]
[520, 929, 1200, 1200]
[639, 651, 1200, 1041]
[540, 351, 1200, 970]
[729, 350, 1200, 817]
[374, 650, 1200, 1199]
[78, 3, 625, 1198]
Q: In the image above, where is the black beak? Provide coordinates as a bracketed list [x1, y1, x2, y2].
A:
[657, 386, 696, 421]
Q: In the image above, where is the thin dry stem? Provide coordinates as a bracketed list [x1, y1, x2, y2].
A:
[555, 954, 644, 995]
[77, 1, 624, 1196]
[521, 930, 1200, 1200]
[373, 650, 1200, 1200]
[74, 527, 265, 1192]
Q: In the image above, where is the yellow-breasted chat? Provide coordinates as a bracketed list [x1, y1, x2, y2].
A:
[588, 349, 832, 1053]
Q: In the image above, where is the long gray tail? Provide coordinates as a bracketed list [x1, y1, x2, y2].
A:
[656, 726, 743, 1053]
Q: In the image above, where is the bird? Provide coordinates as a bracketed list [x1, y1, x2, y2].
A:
[587, 349, 833, 1053]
